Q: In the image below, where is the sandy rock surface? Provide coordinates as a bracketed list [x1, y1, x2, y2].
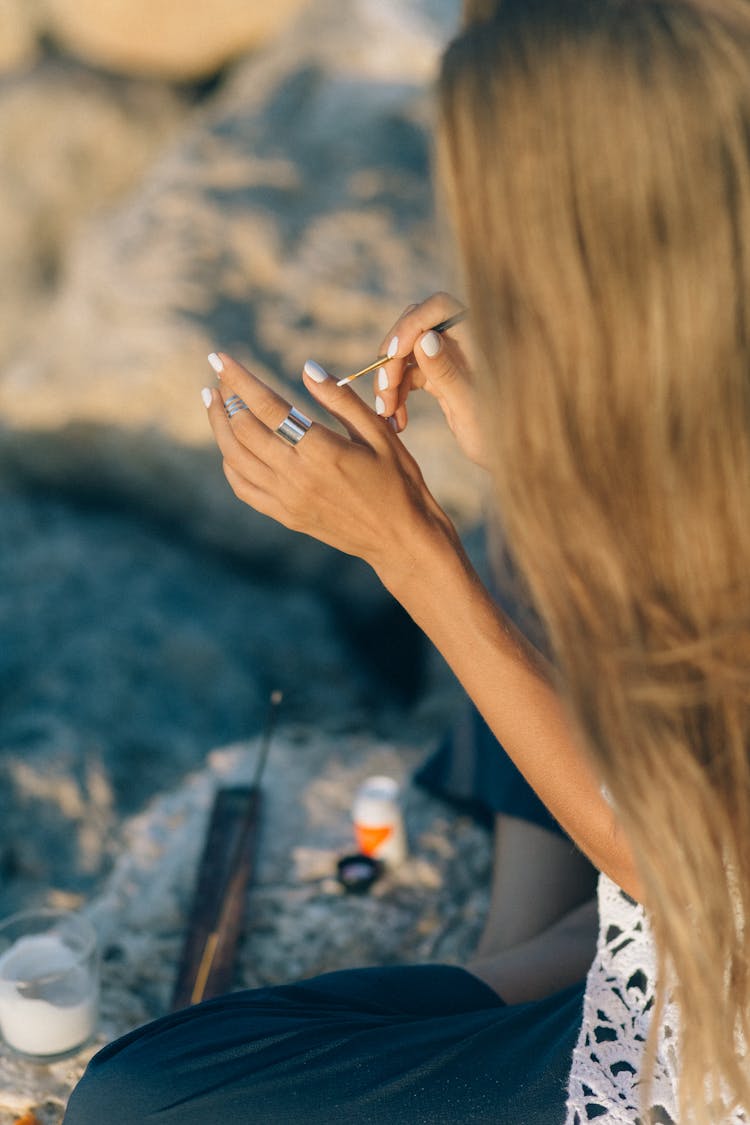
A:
[0, 0, 314, 80]
[0, 0, 40, 73]
[42, 0, 313, 80]
[0, 60, 190, 376]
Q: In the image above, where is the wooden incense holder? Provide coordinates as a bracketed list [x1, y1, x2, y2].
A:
[170, 785, 261, 1011]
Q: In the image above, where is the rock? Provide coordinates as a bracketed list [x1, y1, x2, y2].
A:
[0, 0, 483, 600]
[0, 485, 383, 919]
[0, 58, 190, 374]
[40, 0, 313, 80]
[0, 0, 40, 74]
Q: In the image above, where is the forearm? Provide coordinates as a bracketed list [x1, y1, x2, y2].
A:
[377, 521, 642, 901]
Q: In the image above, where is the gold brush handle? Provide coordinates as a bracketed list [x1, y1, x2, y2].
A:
[336, 309, 468, 386]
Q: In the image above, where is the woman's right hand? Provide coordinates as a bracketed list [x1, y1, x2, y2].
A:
[375, 293, 488, 467]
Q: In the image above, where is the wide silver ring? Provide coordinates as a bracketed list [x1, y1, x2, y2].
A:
[275, 406, 312, 445]
[224, 394, 250, 419]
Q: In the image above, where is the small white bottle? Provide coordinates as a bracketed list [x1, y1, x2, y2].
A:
[352, 776, 407, 866]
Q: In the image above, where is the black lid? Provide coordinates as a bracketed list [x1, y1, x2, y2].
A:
[336, 853, 383, 894]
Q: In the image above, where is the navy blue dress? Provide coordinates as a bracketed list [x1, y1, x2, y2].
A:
[65, 966, 584, 1124]
[416, 701, 566, 836]
[416, 537, 566, 837]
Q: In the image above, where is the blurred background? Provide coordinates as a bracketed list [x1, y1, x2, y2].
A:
[0, 0, 495, 1029]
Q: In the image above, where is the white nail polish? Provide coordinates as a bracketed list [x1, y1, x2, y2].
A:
[387, 336, 399, 358]
[377, 366, 389, 391]
[304, 359, 329, 383]
[201, 387, 213, 408]
[420, 330, 441, 357]
[208, 352, 224, 373]
[375, 395, 386, 415]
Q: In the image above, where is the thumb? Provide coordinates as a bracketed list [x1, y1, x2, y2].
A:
[302, 359, 391, 446]
[416, 330, 462, 393]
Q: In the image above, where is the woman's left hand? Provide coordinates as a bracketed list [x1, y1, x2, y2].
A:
[202, 352, 459, 582]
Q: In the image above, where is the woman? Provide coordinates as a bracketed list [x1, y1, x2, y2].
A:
[65, 1, 750, 1122]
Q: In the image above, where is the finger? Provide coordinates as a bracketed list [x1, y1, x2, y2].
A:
[377, 293, 465, 359]
[377, 293, 466, 416]
[301, 359, 394, 449]
[202, 386, 279, 490]
[386, 293, 467, 366]
[208, 351, 358, 476]
[379, 301, 419, 351]
[375, 357, 423, 406]
[375, 302, 426, 415]
[399, 301, 419, 318]
[414, 326, 464, 395]
[387, 366, 414, 433]
[208, 352, 301, 457]
[392, 402, 408, 433]
[222, 460, 290, 527]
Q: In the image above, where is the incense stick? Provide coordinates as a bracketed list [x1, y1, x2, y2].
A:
[251, 689, 283, 789]
[336, 309, 468, 386]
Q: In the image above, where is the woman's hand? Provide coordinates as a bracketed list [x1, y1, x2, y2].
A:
[202, 352, 460, 585]
[375, 293, 487, 467]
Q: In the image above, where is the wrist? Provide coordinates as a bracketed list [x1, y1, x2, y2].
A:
[373, 499, 472, 610]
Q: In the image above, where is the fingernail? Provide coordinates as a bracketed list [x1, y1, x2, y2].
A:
[387, 336, 399, 358]
[201, 387, 213, 408]
[375, 395, 386, 415]
[420, 330, 441, 358]
[208, 352, 224, 374]
[388, 416, 400, 432]
[304, 359, 329, 383]
[377, 366, 389, 391]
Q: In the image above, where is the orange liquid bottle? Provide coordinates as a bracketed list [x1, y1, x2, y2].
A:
[352, 776, 407, 866]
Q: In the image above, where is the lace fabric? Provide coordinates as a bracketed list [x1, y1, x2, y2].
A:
[565, 873, 677, 1123]
[565, 874, 746, 1124]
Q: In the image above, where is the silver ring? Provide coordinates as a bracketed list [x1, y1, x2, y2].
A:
[275, 406, 312, 445]
[224, 394, 250, 418]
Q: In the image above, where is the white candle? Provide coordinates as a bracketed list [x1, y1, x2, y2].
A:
[0, 933, 98, 1056]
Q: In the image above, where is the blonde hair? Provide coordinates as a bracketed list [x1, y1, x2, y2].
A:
[440, 2, 750, 1121]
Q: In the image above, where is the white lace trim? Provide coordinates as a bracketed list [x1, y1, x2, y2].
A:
[565, 873, 746, 1124]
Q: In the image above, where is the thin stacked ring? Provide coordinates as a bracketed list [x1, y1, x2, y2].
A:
[224, 394, 250, 419]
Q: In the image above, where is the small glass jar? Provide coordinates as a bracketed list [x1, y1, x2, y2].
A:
[0, 907, 99, 1059]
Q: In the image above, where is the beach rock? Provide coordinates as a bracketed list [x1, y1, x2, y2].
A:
[0, 0, 483, 597]
[41, 0, 312, 80]
[0, 58, 190, 374]
[0, 0, 40, 73]
[0, 485, 387, 920]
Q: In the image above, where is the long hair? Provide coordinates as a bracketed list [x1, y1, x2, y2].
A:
[440, 2, 750, 1121]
